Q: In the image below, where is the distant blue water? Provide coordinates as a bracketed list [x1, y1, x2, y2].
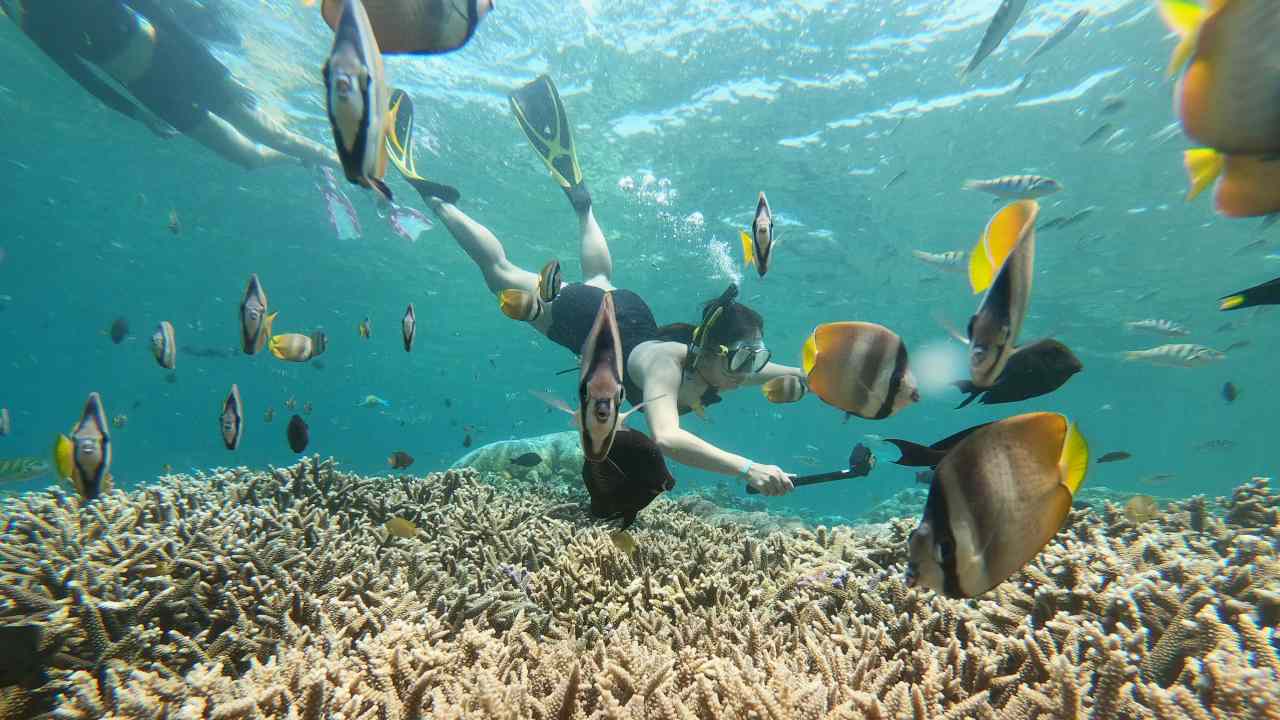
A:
[0, 0, 1274, 520]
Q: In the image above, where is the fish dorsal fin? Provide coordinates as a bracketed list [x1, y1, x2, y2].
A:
[1158, 0, 1206, 77]
[1183, 148, 1224, 201]
[1057, 420, 1090, 495]
[969, 200, 1038, 294]
[740, 230, 755, 267]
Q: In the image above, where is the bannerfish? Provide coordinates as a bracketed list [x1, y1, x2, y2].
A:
[0, 457, 51, 483]
[53, 392, 113, 502]
[109, 317, 129, 344]
[1025, 9, 1088, 64]
[962, 175, 1061, 199]
[269, 332, 326, 362]
[1222, 381, 1239, 402]
[1122, 343, 1225, 367]
[1096, 451, 1132, 464]
[581, 428, 676, 529]
[801, 321, 919, 420]
[1125, 318, 1190, 336]
[402, 303, 416, 351]
[967, 200, 1039, 388]
[388, 450, 414, 469]
[321, 0, 492, 55]
[359, 317, 373, 339]
[911, 249, 966, 273]
[358, 395, 390, 408]
[510, 452, 543, 467]
[288, 414, 310, 453]
[1162, 0, 1280, 217]
[962, 0, 1028, 76]
[239, 274, 276, 355]
[537, 259, 562, 304]
[953, 338, 1082, 408]
[151, 321, 176, 369]
[324, 0, 394, 201]
[740, 192, 775, 278]
[1219, 276, 1280, 310]
[761, 375, 807, 404]
[576, 293, 650, 462]
[0, 407, 9, 436]
[905, 412, 1089, 598]
[221, 384, 244, 450]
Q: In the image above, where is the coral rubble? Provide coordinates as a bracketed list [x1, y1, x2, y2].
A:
[0, 460, 1276, 719]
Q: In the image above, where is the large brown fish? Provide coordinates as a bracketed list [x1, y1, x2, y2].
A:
[967, 200, 1038, 388]
[321, 0, 492, 55]
[953, 338, 1082, 407]
[288, 414, 310, 453]
[577, 293, 647, 462]
[581, 428, 676, 529]
[904, 412, 1089, 598]
[801, 322, 918, 420]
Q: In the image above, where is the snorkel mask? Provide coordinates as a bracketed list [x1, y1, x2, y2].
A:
[690, 284, 771, 376]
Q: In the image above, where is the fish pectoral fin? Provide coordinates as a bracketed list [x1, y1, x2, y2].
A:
[1184, 148, 1224, 201]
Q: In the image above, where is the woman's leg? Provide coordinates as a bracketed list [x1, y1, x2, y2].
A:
[185, 111, 293, 170]
[216, 83, 340, 169]
[578, 205, 614, 290]
[428, 198, 540, 296]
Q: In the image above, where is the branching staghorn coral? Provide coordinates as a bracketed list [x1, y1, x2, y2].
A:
[0, 458, 1275, 719]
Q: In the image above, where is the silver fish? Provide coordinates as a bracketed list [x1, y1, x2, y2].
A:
[324, 0, 393, 200]
[151, 321, 176, 369]
[963, 0, 1028, 76]
[1125, 319, 1191, 337]
[962, 175, 1061, 199]
[1025, 9, 1088, 64]
[1122, 344, 1225, 367]
[239, 274, 275, 355]
[1081, 123, 1112, 146]
[221, 384, 244, 450]
[402, 303, 416, 351]
[883, 170, 908, 190]
[1058, 206, 1097, 228]
[911, 249, 966, 272]
[969, 201, 1038, 387]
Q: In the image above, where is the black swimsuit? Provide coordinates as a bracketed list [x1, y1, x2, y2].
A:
[547, 283, 720, 414]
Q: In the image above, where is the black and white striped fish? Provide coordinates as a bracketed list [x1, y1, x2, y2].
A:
[962, 175, 1061, 199]
[323, 0, 393, 201]
[911, 249, 966, 272]
[151, 321, 176, 369]
[1122, 344, 1225, 367]
[802, 322, 919, 420]
[1125, 319, 1191, 337]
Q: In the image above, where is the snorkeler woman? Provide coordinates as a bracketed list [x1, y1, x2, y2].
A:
[387, 76, 803, 496]
[4, 0, 337, 170]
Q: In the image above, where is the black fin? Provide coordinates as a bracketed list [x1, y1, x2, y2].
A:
[885, 439, 948, 467]
[930, 421, 995, 454]
[370, 177, 394, 202]
[409, 178, 461, 204]
[951, 380, 982, 409]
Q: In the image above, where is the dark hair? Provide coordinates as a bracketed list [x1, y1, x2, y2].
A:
[653, 283, 764, 355]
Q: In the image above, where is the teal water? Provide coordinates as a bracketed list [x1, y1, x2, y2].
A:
[0, 0, 1273, 520]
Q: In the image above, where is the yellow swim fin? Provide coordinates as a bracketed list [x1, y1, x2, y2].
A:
[740, 230, 755, 267]
[1057, 419, 1089, 495]
[1183, 148, 1224, 201]
[1158, 0, 1206, 78]
[386, 89, 424, 181]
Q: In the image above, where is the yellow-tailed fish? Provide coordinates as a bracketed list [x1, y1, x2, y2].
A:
[239, 274, 276, 355]
[270, 333, 321, 362]
[961, 175, 1061, 199]
[221, 384, 244, 450]
[151, 321, 176, 370]
[320, 0, 492, 55]
[323, 0, 393, 201]
[66, 392, 113, 502]
[498, 289, 542, 322]
[966, 200, 1038, 388]
[761, 375, 807, 404]
[801, 322, 918, 420]
[402, 303, 416, 351]
[906, 412, 1088, 598]
[358, 317, 372, 339]
[739, 192, 774, 278]
[1219, 276, 1280, 311]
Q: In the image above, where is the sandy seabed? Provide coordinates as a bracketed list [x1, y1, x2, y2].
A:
[0, 456, 1277, 719]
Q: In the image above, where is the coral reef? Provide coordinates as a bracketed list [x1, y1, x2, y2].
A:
[1, 460, 1277, 719]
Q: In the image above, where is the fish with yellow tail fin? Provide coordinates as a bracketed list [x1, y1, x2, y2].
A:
[739, 192, 775, 277]
[151, 321, 176, 370]
[498, 289, 543, 322]
[762, 375, 807, 404]
[239, 274, 276, 355]
[903, 412, 1089, 598]
[966, 200, 1038, 388]
[269, 332, 326, 362]
[1219, 276, 1280, 310]
[55, 392, 113, 502]
[1160, 0, 1280, 218]
[800, 322, 918, 420]
[323, 0, 394, 201]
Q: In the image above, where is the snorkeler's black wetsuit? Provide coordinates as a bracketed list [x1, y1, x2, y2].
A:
[16, 0, 252, 133]
[547, 283, 720, 415]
